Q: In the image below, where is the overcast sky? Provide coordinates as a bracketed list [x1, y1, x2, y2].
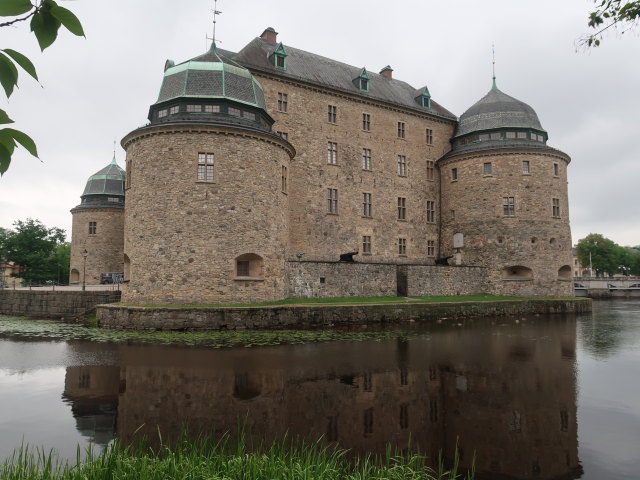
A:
[1, 0, 638, 246]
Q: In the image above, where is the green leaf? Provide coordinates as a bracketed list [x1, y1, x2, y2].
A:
[0, 109, 15, 124]
[0, 143, 12, 175]
[0, 0, 33, 17]
[50, 4, 84, 37]
[0, 52, 19, 97]
[30, 10, 61, 51]
[2, 128, 38, 158]
[2, 49, 38, 81]
[0, 130, 16, 155]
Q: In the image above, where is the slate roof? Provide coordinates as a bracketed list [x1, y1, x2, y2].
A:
[454, 86, 545, 138]
[155, 46, 267, 111]
[81, 158, 125, 197]
[232, 38, 457, 121]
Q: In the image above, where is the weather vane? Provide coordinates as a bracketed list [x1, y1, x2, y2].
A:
[492, 43, 497, 88]
[206, 0, 222, 49]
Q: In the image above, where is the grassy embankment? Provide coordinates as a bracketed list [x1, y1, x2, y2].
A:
[119, 294, 566, 309]
[1, 434, 474, 480]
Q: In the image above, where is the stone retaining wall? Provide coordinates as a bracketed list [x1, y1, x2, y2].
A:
[97, 298, 591, 331]
[285, 261, 490, 298]
[0, 291, 122, 319]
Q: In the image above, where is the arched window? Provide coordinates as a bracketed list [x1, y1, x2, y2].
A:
[558, 265, 572, 279]
[70, 269, 80, 284]
[502, 266, 533, 280]
[234, 253, 264, 279]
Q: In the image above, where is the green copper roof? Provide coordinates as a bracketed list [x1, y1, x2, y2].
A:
[81, 156, 125, 197]
[154, 46, 267, 110]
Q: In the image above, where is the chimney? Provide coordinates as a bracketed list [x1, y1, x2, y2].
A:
[261, 27, 278, 45]
[380, 65, 393, 80]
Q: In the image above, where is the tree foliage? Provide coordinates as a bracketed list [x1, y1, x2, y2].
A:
[575, 233, 640, 276]
[583, 0, 640, 47]
[0, 218, 69, 283]
[0, 0, 84, 175]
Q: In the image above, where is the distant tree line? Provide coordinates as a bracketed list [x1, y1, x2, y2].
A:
[575, 233, 640, 277]
[0, 218, 69, 285]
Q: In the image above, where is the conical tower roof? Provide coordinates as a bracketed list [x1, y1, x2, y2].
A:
[454, 84, 545, 138]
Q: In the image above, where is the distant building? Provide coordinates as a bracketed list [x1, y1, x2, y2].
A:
[71, 27, 573, 302]
[0, 261, 22, 288]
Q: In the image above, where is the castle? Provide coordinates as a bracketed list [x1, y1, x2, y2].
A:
[70, 27, 573, 303]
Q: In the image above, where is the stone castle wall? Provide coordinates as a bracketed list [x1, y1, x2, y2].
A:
[121, 124, 293, 304]
[0, 290, 121, 318]
[255, 73, 456, 261]
[69, 207, 124, 285]
[439, 148, 573, 297]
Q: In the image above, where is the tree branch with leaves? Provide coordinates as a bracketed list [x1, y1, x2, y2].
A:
[582, 0, 640, 47]
[0, 0, 84, 175]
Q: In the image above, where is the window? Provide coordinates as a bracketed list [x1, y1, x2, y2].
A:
[397, 155, 407, 176]
[516, 131, 527, 139]
[327, 142, 338, 164]
[228, 107, 241, 117]
[427, 240, 435, 257]
[88, 221, 97, 235]
[197, 152, 214, 181]
[484, 162, 492, 175]
[157, 109, 167, 118]
[327, 105, 337, 123]
[169, 105, 179, 114]
[277, 92, 288, 112]
[362, 148, 371, 170]
[327, 188, 338, 214]
[553, 162, 559, 176]
[426, 201, 436, 223]
[362, 113, 371, 131]
[242, 111, 256, 120]
[126, 159, 132, 188]
[426, 160, 434, 180]
[426, 128, 433, 145]
[451, 167, 458, 181]
[503, 196, 515, 216]
[187, 104, 201, 112]
[398, 237, 407, 255]
[450, 209, 455, 220]
[552, 198, 560, 217]
[281, 165, 288, 193]
[506, 131, 516, 139]
[237, 261, 250, 276]
[362, 193, 372, 217]
[356, 68, 370, 92]
[397, 197, 406, 220]
[362, 235, 372, 254]
[522, 160, 530, 174]
[490, 132, 501, 140]
[273, 42, 287, 70]
[204, 105, 220, 113]
[397, 121, 405, 139]
[276, 131, 288, 141]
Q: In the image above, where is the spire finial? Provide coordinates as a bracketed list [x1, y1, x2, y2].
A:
[492, 43, 497, 90]
[207, 0, 222, 50]
[111, 139, 117, 164]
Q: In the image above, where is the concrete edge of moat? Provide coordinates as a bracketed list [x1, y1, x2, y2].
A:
[95, 298, 592, 331]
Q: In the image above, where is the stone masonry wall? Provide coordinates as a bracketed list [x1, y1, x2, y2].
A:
[70, 207, 124, 285]
[121, 124, 293, 304]
[255, 73, 456, 262]
[285, 261, 490, 298]
[0, 290, 121, 319]
[439, 148, 573, 297]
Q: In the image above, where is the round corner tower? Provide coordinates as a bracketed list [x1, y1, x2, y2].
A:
[70, 158, 125, 285]
[439, 81, 572, 297]
[121, 46, 294, 304]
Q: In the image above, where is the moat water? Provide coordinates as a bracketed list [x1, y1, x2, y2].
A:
[1, 300, 639, 479]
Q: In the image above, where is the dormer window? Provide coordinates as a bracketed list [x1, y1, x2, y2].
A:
[354, 68, 370, 92]
[415, 86, 431, 109]
[271, 43, 287, 70]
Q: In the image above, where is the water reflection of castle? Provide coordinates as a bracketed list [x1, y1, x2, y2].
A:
[63, 319, 582, 479]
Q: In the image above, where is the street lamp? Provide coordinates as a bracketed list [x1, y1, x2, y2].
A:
[81, 249, 88, 291]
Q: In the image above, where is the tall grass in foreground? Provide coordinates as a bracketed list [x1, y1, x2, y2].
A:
[1, 433, 474, 480]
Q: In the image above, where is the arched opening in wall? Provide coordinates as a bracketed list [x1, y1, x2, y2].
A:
[234, 253, 264, 279]
[502, 266, 533, 280]
[70, 269, 80, 284]
[123, 254, 130, 282]
[549, 237, 557, 246]
[558, 265, 572, 280]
